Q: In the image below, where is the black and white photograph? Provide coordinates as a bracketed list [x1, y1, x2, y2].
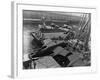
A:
[23, 10, 91, 69]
